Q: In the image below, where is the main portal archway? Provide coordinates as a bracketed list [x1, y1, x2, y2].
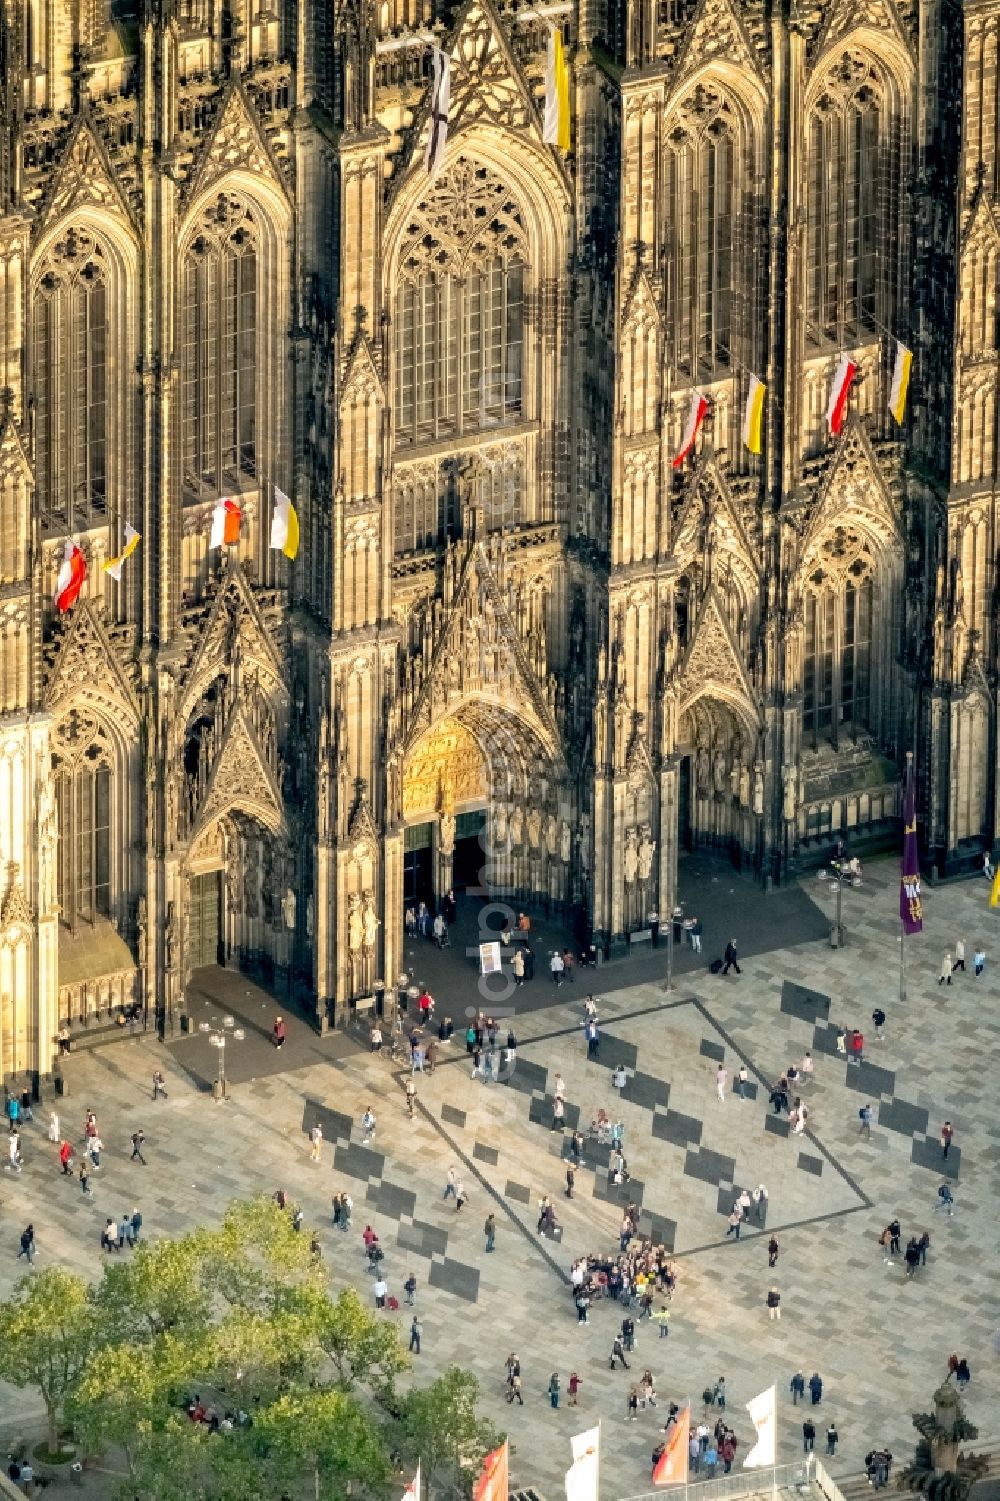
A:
[401, 695, 568, 914]
[677, 693, 761, 861]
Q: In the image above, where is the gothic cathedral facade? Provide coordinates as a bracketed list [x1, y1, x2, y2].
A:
[0, 0, 994, 1071]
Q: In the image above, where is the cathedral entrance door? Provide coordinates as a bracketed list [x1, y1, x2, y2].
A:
[189, 872, 222, 968]
[452, 810, 487, 892]
[403, 823, 433, 908]
[678, 757, 693, 852]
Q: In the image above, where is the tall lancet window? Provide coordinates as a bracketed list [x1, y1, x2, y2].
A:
[32, 229, 108, 526]
[665, 84, 747, 377]
[807, 51, 904, 346]
[182, 193, 259, 491]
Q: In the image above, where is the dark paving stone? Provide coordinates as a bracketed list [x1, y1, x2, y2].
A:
[397, 1223, 433, 1258]
[592, 1171, 645, 1208]
[366, 1179, 417, 1221]
[911, 1137, 961, 1178]
[625, 1071, 671, 1111]
[699, 1038, 726, 1062]
[503, 1059, 549, 1096]
[429, 1256, 481, 1302]
[652, 1108, 703, 1147]
[715, 1184, 751, 1216]
[781, 980, 831, 1023]
[811, 1022, 847, 1059]
[797, 1153, 824, 1177]
[878, 1096, 929, 1137]
[528, 1094, 581, 1131]
[590, 1035, 638, 1071]
[845, 1059, 896, 1096]
[733, 1080, 759, 1101]
[473, 1141, 500, 1165]
[636, 1210, 676, 1251]
[302, 1101, 354, 1143]
[683, 1146, 736, 1186]
[407, 1218, 449, 1256]
[334, 1141, 385, 1182]
[505, 1180, 532, 1204]
[441, 1103, 467, 1128]
[764, 1113, 790, 1138]
[563, 1136, 611, 1170]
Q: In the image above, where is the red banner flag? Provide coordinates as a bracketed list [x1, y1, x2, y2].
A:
[900, 754, 923, 934]
[653, 1405, 690, 1485]
[475, 1442, 508, 1501]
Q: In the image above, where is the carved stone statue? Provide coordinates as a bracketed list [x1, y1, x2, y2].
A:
[624, 827, 639, 886]
[752, 764, 765, 817]
[526, 806, 542, 851]
[739, 760, 750, 808]
[136, 897, 147, 960]
[438, 812, 456, 858]
[493, 802, 509, 851]
[37, 779, 57, 909]
[347, 894, 364, 954]
[560, 820, 572, 864]
[638, 825, 655, 883]
[166, 902, 179, 971]
[782, 766, 798, 823]
[713, 748, 727, 795]
[579, 813, 592, 872]
[696, 745, 710, 795]
[306, 894, 314, 939]
[282, 888, 296, 930]
[362, 892, 380, 951]
[545, 813, 558, 858]
[510, 804, 524, 848]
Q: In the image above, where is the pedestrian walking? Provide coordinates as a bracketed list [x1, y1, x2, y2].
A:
[507, 1373, 524, 1404]
[152, 1070, 168, 1100]
[47, 1111, 60, 1142]
[455, 1180, 468, 1211]
[849, 1029, 864, 1065]
[803, 1420, 816, 1453]
[716, 1065, 728, 1103]
[790, 1372, 805, 1405]
[130, 1129, 147, 1164]
[512, 949, 525, 986]
[722, 939, 741, 975]
[872, 1008, 886, 1042]
[768, 1235, 779, 1267]
[809, 1373, 823, 1404]
[79, 1160, 91, 1194]
[941, 1120, 955, 1158]
[904, 1238, 920, 1278]
[766, 1287, 781, 1320]
[550, 951, 565, 985]
[610, 1335, 630, 1370]
[17, 1223, 34, 1262]
[888, 1218, 901, 1256]
[548, 1372, 561, 1408]
[551, 1096, 565, 1132]
[568, 1372, 581, 1406]
[735, 1065, 749, 1099]
[409, 1316, 422, 1353]
[405, 1078, 416, 1118]
[753, 1184, 768, 1223]
[565, 1165, 575, 1199]
[272, 1016, 286, 1048]
[403, 1272, 417, 1305]
[936, 1184, 955, 1216]
[975, 947, 986, 976]
[613, 1064, 627, 1095]
[654, 1307, 671, 1339]
[131, 1207, 143, 1243]
[59, 1140, 73, 1175]
[361, 1107, 376, 1143]
[585, 1021, 600, 1059]
[954, 939, 966, 971]
[939, 953, 952, 985]
[826, 1424, 839, 1455]
[690, 916, 703, 953]
[485, 1213, 496, 1252]
[7, 1131, 22, 1172]
[859, 1103, 873, 1139]
[918, 1229, 930, 1265]
[373, 1277, 388, 1310]
[726, 1207, 742, 1240]
[309, 1123, 323, 1162]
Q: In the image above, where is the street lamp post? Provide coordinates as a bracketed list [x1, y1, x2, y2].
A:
[665, 902, 684, 993]
[199, 1015, 245, 1100]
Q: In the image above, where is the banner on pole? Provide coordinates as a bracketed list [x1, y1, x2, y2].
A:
[565, 1425, 600, 1501]
[743, 1385, 777, 1469]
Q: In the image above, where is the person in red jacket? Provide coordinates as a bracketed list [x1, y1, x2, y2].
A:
[59, 1139, 73, 1174]
[849, 1029, 864, 1065]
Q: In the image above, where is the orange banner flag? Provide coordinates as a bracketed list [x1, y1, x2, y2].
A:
[653, 1406, 690, 1486]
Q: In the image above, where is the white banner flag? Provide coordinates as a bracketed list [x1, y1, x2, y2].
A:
[743, 1385, 776, 1469]
[424, 48, 450, 177]
[565, 1426, 600, 1501]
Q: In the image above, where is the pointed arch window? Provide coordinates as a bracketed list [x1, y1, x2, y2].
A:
[807, 52, 903, 345]
[665, 85, 743, 377]
[803, 548, 873, 746]
[394, 159, 526, 449]
[182, 194, 258, 491]
[52, 709, 114, 932]
[32, 229, 108, 526]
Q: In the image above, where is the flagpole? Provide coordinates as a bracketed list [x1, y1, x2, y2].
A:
[597, 1422, 601, 1501]
[900, 749, 913, 1003]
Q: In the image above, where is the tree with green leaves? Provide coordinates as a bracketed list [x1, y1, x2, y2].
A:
[255, 1388, 392, 1501]
[0, 1268, 100, 1453]
[400, 1367, 502, 1501]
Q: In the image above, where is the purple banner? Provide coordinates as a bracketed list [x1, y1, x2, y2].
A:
[900, 763, 923, 934]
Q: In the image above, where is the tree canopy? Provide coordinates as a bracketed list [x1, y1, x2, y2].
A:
[0, 1194, 501, 1501]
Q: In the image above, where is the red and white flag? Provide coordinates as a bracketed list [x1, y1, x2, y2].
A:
[402, 1464, 421, 1501]
[826, 357, 857, 436]
[209, 498, 242, 549]
[653, 1405, 689, 1485]
[672, 390, 709, 469]
[54, 541, 87, 613]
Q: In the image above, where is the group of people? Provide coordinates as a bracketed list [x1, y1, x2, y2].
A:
[100, 1209, 143, 1252]
[878, 1218, 931, 1277]
[404, 893, 457, 944]
[569, 1233, 678, 1324]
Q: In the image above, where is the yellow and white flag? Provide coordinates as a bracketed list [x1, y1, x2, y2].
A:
[742, 375, 766, 455]
[270, 486, 299, 561]
[743, 1386, 777, 1469]
[565, 1426, 600, 1501]
[889, 340, 912, 425]
[103, 523, 141, 582]
[543, 27, 570, 151]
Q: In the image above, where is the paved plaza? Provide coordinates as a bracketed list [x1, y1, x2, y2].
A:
[0, 856, 997, 1498]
